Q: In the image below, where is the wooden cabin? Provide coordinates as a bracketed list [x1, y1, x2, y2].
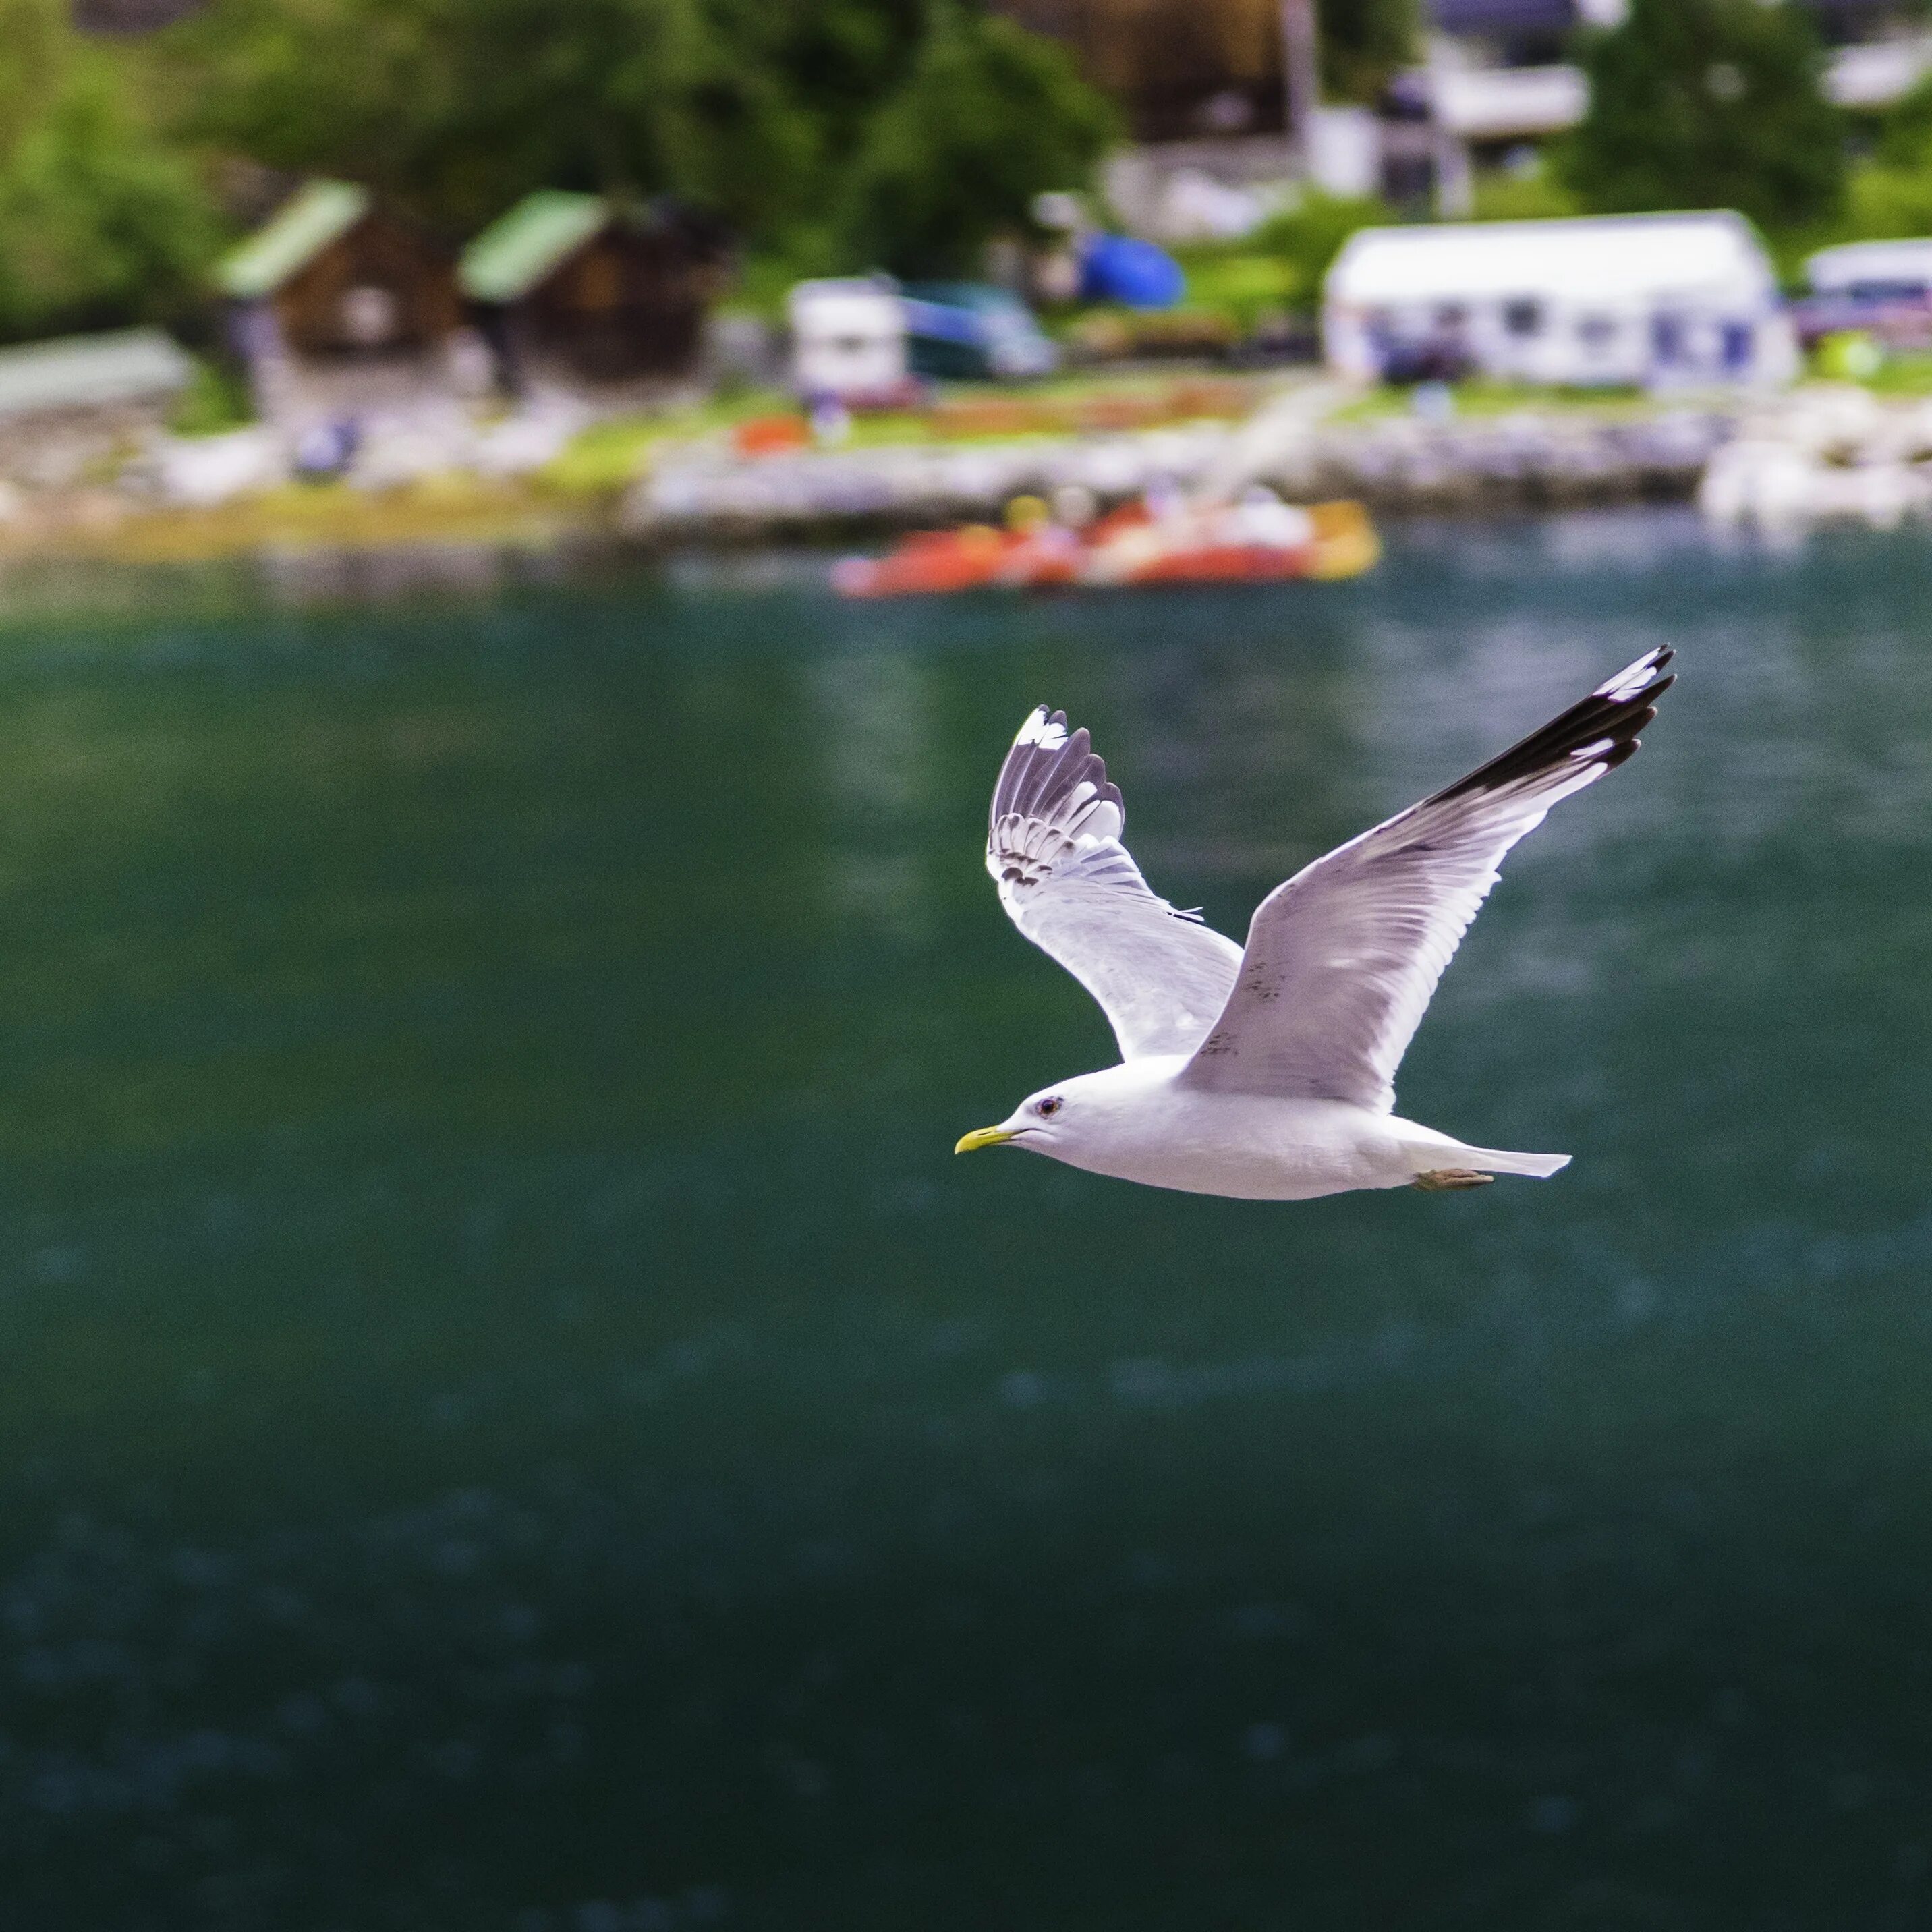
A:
[459, 192, 732, 405]
[993, 0, 1288, 140]
[217, 181, 463, 428]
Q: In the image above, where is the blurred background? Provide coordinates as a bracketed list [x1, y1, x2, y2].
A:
[3, 4, 1932, 1931]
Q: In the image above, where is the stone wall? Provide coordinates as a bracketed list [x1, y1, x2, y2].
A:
[625, 407, 1736, 543]
[0, 403, 174, 490]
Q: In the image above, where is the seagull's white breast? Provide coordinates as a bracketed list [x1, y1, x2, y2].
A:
[1038, 1060, 1428, 1202]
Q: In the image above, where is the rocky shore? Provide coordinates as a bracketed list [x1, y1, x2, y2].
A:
[625, 399, 1739, 544]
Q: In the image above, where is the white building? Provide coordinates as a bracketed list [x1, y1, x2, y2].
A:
[1324, 212, 1797, 387]
[1419, 1, 1932, 216]
[786, 279, 907, 401]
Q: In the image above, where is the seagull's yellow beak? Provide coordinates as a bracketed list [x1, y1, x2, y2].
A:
[955, 1125, 1019, 1155]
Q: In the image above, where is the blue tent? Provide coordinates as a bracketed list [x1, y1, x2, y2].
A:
[1079, 235, 1186, 310]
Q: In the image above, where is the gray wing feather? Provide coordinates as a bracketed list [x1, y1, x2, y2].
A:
[1181, 649, 1674, 1110]
[988, 708, 1242, 1062]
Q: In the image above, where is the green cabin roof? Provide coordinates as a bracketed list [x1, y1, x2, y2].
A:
[459, 192, 610, 304]
[217, 180, 371, 300]
[0, 327, 194, 418]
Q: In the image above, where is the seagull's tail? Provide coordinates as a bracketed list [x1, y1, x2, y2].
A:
[1459, 1145, 1571, 1180]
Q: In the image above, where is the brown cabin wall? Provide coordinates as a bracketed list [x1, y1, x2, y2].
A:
[272, 212, 459, 359]
[509, 228, 727, 384]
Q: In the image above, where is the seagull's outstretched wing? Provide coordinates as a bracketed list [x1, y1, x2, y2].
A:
[1181, 649, 1675, 1112]
[988, 707, 1243, 1061]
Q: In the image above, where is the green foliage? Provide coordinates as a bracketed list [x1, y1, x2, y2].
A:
[1838, 155, 1932, 246]
[163, 0, 831, 240]
[169, 357, 254, 436]
[1253, 190, 1393, 308]
[1469, 167, 1580, 223]
[1876, 69, 1932, 170]
[0, 0, 221, 344]
[836, 5, 1114, 275]
[1563, 0, 1844, 232]
[1166, 246, 1297, 331]
[162, 0, 1111, 272]
[1319, 0, 1419, 107]
[1769, 64, 1932, 264]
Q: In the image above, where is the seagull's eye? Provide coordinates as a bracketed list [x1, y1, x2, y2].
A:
[1035, 1096, 1063, 1117]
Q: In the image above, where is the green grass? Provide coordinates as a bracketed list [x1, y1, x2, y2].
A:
[1165, 248, 1301, 329]
[536, 388, 796, 493]
[1849, 351, 1932, 395]
[1328, 378, 1658, 424]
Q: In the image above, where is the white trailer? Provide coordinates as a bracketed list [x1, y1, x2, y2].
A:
[787, 277, 907, 402]
[1805, 239, 1932, 298]
[1324, 212, 1796, 389]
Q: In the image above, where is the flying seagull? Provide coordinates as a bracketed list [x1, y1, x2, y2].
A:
[955, 648, 1674, 1199]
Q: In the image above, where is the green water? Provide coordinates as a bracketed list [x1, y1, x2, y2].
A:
[1, 515, 1929, 1930]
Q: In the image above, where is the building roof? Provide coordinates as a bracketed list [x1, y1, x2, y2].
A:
[1825, 34, 1932, 109]
[0, 327, 194, 418]
[1328, 214, 1777, 308]
[217, 180, 371, 300]
[786, 278, 905, 336]
[459, 192, 610, 303]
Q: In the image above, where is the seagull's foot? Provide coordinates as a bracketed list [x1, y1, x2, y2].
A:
[1412, 1169, 1495, 1192]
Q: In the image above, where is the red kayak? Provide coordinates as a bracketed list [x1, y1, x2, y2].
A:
[835, 497, 1378, 598]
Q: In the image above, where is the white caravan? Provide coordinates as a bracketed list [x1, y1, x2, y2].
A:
[1805, 239, 1932, 299]
[787, 278, 907, 401]
[1324, 212, 1796, 388]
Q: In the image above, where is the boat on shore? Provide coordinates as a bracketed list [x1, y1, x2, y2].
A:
[832, 491, 1379, 598]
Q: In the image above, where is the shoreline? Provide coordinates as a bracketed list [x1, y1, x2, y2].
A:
[0, 391, 1749, 577]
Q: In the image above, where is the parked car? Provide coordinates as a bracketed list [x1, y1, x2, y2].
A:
[899, 284, 1060, 382]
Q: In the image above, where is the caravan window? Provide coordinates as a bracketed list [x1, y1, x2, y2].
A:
[1577, 314, 1617, 347]
[1502, 299, 1543, 337]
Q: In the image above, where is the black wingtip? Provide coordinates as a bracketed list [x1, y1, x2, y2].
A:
[1433, 650, 1676, 805]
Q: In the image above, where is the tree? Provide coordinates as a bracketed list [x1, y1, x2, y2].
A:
[161, 0, 1112, 273]
[0, 0, 220, 342]
[1319, 0, 1417, 107]
[1562, 0, 1844, 233]
[161, 0, 831, 239]
[1254, 190, 1390, 308]
[836, 3, 1116, 276]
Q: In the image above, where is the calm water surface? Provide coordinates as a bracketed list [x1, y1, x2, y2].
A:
[1, 514, 1929, 1930]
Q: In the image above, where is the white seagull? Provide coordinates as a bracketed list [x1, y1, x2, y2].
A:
[955, 649, 1674, 1199]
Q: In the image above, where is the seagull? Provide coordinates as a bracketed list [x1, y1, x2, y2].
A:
[955, 649, 1674, 1199]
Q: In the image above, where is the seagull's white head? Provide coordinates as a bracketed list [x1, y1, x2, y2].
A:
[953, 1064, 1157, 1165]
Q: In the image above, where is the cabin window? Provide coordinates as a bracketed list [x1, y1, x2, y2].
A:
[1502, 299, 1543, 337]
[339, 285, 401, 348]
[1651, 314, 1686, 364]
[1576, 314, 1617, 348]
